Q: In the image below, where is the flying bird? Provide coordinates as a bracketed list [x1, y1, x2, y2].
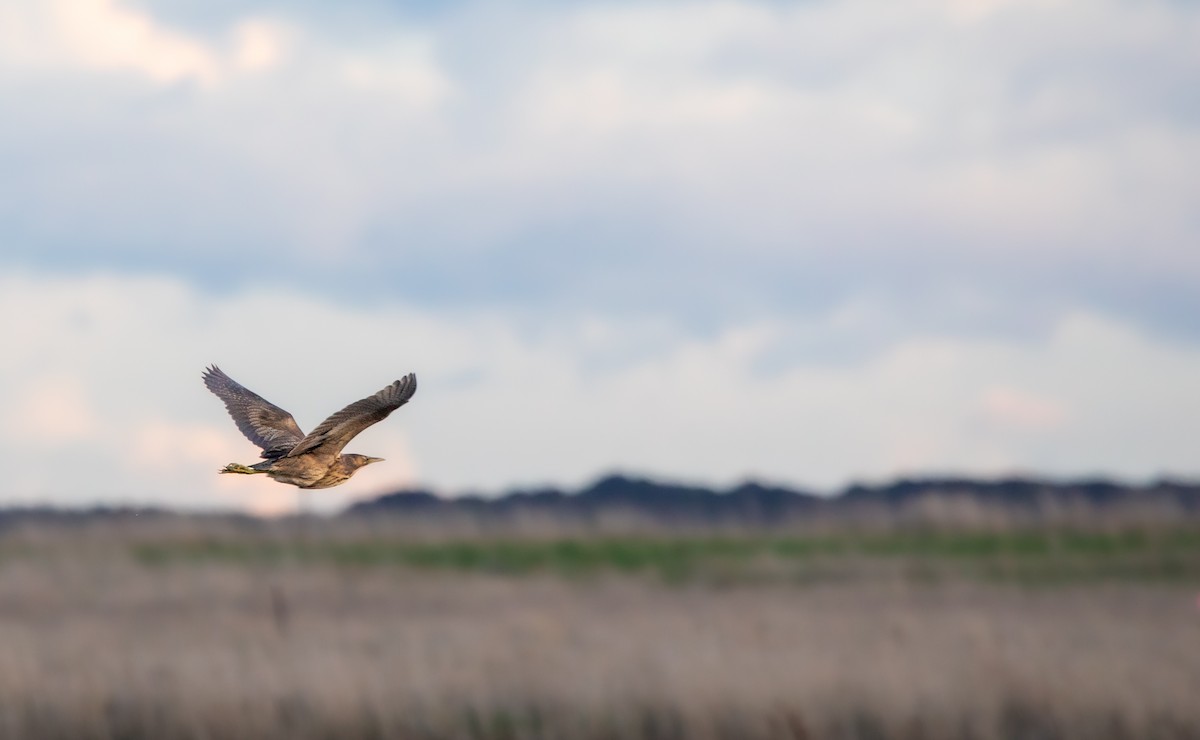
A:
[203, 365, 417, 489]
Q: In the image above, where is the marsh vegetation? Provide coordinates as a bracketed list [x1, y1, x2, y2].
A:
[0, 518, 1197, 739]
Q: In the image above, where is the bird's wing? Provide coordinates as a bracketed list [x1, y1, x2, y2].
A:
[202, 365, 306, 459]
[285, 373, 417, 461]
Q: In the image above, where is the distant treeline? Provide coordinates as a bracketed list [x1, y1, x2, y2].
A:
[345, 474, 1200, 529]
[1, 474, 1197, 532]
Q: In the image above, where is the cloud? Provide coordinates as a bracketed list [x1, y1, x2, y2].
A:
[231, 20, 286, 73]
[53, 0, 220, 84]
[3, 375, 99, 444]
[0, 0, 1195, 342]
[0, 0, 1197, 506]
[977, 387, 1068, 430]
[0, 0, 267, 85]
[1, 271, 1199, 511]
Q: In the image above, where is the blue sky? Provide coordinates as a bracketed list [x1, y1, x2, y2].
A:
[1, 0, 1198, 512]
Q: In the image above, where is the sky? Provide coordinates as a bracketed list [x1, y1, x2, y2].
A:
[1, 0, 1198, 513]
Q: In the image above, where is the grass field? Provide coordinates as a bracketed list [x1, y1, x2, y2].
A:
[0, 520, 1198, 739]
[126, 526, 1200, 585]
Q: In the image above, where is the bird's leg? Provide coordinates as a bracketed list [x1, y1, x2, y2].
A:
[220, 463, 264, 475]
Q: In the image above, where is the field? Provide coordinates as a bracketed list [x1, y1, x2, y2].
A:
[0, 519, 1198, 739]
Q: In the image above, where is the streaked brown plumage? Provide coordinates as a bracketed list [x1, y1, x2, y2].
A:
[203, 365, 417, 489]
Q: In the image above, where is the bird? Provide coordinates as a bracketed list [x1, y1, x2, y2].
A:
[202, 365, 417, 489]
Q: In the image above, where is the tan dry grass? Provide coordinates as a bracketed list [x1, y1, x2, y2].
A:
[0, 542, 1197, 739]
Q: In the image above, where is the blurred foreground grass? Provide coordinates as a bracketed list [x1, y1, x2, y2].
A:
[127, 527, 1200, 585]
[0, 520, 1198, 739]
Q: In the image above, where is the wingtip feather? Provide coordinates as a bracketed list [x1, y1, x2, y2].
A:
[202, 364, 227, 391]
[395, 372, 417, 404]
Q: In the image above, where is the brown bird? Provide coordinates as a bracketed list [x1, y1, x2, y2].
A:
[203, 365, 417, 489]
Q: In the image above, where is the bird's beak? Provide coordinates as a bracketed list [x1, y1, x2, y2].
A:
[366, 456, 385, 464]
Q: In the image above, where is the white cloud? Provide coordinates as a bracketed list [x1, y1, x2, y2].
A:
[0, 0, 445, 100]
[0, 0, 1195, 334]
[3, 375, 99, 444]
[977, 387, 1068, 430]
[0, 0, 221, 84]
[1, 271, 1198, 512]
[0, 0, 1197, 508]
[55, 0, 219, 84]
[231, 20, 286, 73]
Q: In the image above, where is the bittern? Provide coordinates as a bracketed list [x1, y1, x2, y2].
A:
[203, 365, 417, 489]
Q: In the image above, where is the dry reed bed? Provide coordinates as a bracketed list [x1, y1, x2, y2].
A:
[0, 541, 1197, 740]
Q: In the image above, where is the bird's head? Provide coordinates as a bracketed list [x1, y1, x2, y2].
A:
[341, 454, 385, 476]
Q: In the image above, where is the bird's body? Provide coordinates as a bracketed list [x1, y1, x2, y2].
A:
[203, 366, 416, 489]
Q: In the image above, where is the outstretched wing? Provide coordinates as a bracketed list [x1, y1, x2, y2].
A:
[286, 373, 417, 462]
[202, 365, 306, 459]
